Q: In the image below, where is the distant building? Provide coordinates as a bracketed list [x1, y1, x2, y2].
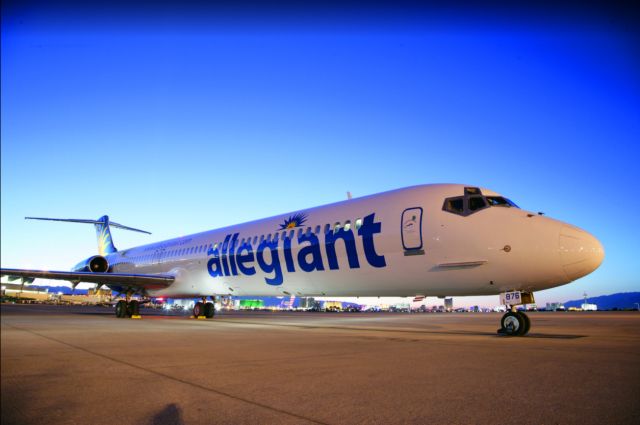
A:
[1, 283, 52, 302]
[239, 299, 264, 309]
[546, 302, 565, 311]
[87, 288, 112, 296]
[581, 303, 597, 311]
[299, 297, 315, 309]
[444, 298, 453, 311]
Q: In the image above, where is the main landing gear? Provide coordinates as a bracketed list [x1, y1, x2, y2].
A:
[193, 296, 216, 319]
[497, 290, 534, 336]
[115, 291, 142, 319]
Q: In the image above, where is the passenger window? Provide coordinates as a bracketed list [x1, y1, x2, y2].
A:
[334, 222, 341, 234]
[315, 225, 321, 234]
[305, 227, 311, 236]
[355, 219, 362, 230]
[259, 235, 264, 244]
[469, 196, 487, 211]
[324, 224, 330, 234]
[344, 221, 351, 231]
[443, 197, 464, 215]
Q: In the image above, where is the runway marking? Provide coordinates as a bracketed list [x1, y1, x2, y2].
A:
[2, 322, 328, 425]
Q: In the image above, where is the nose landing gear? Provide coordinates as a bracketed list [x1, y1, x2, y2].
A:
[499, 311, 530, 336]
[497, 291, 533, 336]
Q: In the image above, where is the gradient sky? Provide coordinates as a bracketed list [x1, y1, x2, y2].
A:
[2, 1, 639, 307]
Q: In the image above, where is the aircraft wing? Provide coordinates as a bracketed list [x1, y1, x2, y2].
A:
[0, 268, 174, 289]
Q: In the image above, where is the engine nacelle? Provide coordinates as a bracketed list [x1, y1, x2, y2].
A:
[72, 255, 109, 273]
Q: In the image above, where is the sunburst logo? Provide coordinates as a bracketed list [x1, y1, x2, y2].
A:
[279, 212, 308, 230]
[98, 226, 112, 255]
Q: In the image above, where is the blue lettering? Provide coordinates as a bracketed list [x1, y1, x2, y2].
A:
[206, 246, 224, 278]
[358, 213, 386, 268]
[283, 234, 296, 272]
[206, 212, 386, 285]
[297, 232, 325, 272]
[256, 238, 283, 285]
[220, 234, 231, 276]
[325, 227, 360, 270]
[228, 233, 239, 276]
[235, 241, 256, 276]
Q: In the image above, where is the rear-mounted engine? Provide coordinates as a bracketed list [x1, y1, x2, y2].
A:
[72, 255, 109, 273]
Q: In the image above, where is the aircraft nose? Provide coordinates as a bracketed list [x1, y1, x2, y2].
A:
[559, 225, 605, 281]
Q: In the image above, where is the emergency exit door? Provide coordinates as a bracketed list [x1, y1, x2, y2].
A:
[401, 207, 423, 252]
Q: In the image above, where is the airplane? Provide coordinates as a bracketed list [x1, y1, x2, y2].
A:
[0, 184, 604, 336]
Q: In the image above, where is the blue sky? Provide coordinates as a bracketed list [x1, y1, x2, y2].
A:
[2, 2, 639, 306]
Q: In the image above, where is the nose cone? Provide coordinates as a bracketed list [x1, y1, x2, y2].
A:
[559, 225, 605, 281]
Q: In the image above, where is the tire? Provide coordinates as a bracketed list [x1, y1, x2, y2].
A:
[500, 311, 524, 336]
[204, 302, 215, 318]
[517, 312, 531, 336]
[115, 300, 128, 318]
[193, 302, 204, 317]
[128, 300, 140, 316]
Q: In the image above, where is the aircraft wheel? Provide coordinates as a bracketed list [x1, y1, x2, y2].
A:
[193, 302, 204, 317]
[204, 302, 215, 318]
[517, 311, 531, 336]
[500, 311, 525, 336]
[128, 300, 140, 316]
[115, 300, 129, 318]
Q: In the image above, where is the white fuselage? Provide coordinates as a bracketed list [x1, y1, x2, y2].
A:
[103, 184, 604, 299]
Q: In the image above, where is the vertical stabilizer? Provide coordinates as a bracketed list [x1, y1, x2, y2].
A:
[94, 215, 117, 255]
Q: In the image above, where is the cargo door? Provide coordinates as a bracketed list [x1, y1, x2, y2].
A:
[401, 207, 424, 254]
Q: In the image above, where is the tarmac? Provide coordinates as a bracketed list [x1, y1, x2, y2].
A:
[2, 304, 639, 425]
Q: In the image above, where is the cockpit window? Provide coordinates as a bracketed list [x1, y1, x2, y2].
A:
[443, 191, 519, 217]
[468, 196, 487, 211]
[443, 197, 464, 215]
[486, 196, 519, 208]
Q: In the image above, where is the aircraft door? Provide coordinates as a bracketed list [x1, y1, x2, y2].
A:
[401, 207, 424, 254]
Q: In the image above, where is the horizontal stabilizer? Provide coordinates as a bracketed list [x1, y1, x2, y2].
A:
[25, 217, 151, 234]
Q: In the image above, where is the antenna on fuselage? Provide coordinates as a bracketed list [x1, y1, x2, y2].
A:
[346, 191, 353, 200]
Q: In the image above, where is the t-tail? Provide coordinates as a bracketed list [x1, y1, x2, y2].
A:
[25, 215, 151, 256]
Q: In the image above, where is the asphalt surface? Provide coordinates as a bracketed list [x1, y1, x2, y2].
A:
[2, 304, 639, 425]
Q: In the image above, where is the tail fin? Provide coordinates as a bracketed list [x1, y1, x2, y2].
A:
[94, 215, 117, 255]
[25, 215, 151, 256]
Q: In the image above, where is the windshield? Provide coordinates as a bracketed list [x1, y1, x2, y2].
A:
[486, 196, 519, 208]
[442, 188, 520, 217]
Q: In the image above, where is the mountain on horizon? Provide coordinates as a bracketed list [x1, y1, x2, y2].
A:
[564, 292, 640, 310]
[24, 285, 88, 295]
